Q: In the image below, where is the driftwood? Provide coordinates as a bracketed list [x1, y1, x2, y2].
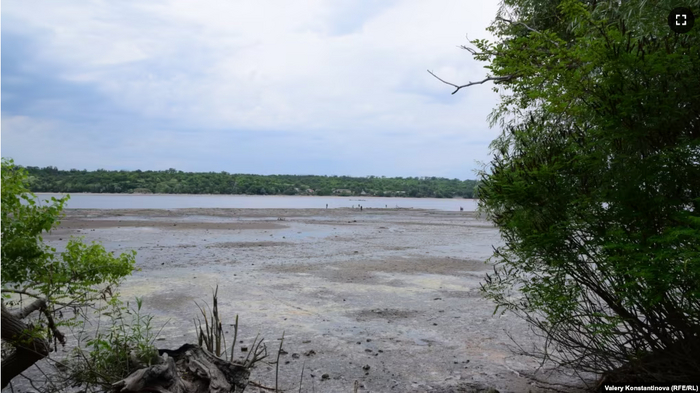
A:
[113, 344, 250, 393]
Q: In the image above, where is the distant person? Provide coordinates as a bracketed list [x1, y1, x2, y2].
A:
[360, 205, 363, 211]
[326, 204, 328, 209]
[460, 206, 463, 211]
[385, 204, 387, 208]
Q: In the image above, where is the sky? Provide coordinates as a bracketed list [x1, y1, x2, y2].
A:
[1, 0, 502, 180]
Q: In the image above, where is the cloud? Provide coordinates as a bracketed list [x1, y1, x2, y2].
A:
[1, 0, 501, 179]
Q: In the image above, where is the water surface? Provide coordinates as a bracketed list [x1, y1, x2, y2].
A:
[35, 193, 479, 211]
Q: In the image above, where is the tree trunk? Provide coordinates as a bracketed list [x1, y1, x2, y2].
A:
[113, 344, 251, 393]
[1, 303, 51, 389]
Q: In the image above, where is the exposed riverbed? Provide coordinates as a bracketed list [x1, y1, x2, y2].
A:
[34, 208, 590, 392]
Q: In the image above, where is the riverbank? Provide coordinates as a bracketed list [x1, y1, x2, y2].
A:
[44, 208, 589, 392]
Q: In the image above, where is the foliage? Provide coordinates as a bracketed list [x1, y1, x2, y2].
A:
[22, 166, 479, 198]
[2, 157, 136, 320]
[471, 0, 700, 384]
[1, 157, 137, 386]
[63, 297, 162, 392]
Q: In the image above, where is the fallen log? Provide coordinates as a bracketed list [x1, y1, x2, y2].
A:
[113, 344, 251, 393]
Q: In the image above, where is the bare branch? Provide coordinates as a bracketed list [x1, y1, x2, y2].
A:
[12, 298, 47, 320]
[496, 16, 543, 35]
[428, 70, 516, 94]
[1, 289, 42, 299]
[459, 45, 499, 57]
[41, 306, 67, 347]
[495, 16, 560, 47]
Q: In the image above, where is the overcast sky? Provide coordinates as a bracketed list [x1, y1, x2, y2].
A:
[2, 1, 501, 180]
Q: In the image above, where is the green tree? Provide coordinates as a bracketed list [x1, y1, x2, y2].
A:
[1, 158, 137, 388]
[437, 0, 700, 385]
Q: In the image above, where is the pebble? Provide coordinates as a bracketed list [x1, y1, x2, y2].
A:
[292, 353, 300, 359]
[362, 365, 370, 371]
[322, 373, 330, 380]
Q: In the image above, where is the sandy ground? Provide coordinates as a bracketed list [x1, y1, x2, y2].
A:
[13, 208, 592, 393]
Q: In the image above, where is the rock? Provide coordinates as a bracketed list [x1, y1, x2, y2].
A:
[241, 346, 248, 352]
[292, 353, 300, 359]
[366, 339, 372, 342]
[362, 365, 370, 371]
[365, 349, 372, 353]
[304, 350, 316, 356]
[322, 373, 330, 380]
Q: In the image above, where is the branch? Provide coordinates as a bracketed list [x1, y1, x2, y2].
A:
[13, 298, 46, 320]
[496, 16, 543, 36]
[5, 298, 66, 349]
[42, 307, 67, 347]
[2, 289, 42, 299]
[495, 16, 560, 47]
[427, 70, 517, 94]
[459, 45, 500, 57]
[1, 304, 51, 389]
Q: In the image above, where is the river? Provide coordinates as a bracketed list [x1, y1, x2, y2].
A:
[34, 193, 479, 211]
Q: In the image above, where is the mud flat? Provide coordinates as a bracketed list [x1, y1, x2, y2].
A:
[43, 208, 591, 392]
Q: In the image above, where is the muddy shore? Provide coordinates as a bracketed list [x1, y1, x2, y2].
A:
[40, 208, 589, 392]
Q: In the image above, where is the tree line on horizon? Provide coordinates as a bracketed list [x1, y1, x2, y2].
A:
[22, 166, 479, 198]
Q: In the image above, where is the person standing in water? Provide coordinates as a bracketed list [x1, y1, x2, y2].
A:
[326, 204, 328, 209]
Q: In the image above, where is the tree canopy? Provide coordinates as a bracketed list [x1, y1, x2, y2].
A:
[460, 0, 700, 384]
[1, 158, 137, 388]
[22, 166, 479, 198]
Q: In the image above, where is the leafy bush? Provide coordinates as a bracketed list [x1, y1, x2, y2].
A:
[63, 297, 163, 392]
